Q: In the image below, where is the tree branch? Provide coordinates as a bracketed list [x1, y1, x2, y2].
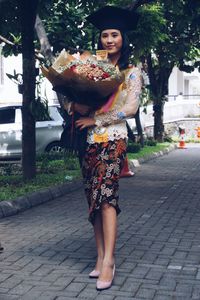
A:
[34, 15, 54, 64]
[0, 35, 15, 46]
[0, 34, 46, 63]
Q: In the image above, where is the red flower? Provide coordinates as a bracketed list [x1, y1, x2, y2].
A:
[70, 65, 76, 71]
[102, 72, 110, 79]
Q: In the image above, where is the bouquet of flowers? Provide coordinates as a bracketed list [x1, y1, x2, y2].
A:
[41, 49, 124, 109]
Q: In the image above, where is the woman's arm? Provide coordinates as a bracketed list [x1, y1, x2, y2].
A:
[93, 67, 142, 127]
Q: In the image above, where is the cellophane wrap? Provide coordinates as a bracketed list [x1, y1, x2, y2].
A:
[41, 49, 125, 109]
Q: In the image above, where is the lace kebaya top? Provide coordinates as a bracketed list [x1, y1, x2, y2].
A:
[87, 65, 142, 144]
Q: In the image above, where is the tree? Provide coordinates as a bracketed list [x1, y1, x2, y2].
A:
[130, 0, 200, 141]
[0, 0, 39, 179]
[1, 0, 200, 150]
[19, 0, 39, 180]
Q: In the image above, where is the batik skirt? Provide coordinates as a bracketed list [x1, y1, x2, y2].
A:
[82, 138, 127, 225]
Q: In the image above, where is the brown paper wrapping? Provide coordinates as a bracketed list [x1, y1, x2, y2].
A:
[41, 50, 124, 108]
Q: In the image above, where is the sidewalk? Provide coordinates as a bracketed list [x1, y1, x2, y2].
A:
[0, 144, 200, 300]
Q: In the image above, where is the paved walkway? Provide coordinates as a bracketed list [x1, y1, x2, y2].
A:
[0, 144, 200, 300]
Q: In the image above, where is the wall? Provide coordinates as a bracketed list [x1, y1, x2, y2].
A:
[0, 54, 58, 104]
[0, 55, 22, 103]
[168, 66, 184, 97]
[145, 118, 200, 140]
[168, 66, 200, 101]
[128, 98, 200, 138]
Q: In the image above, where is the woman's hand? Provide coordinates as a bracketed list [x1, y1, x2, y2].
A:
[73, 103, 91, 115]
[75, 117, 95, 130]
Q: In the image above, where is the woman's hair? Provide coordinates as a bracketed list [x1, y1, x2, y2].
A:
[97, 31, 131, 70]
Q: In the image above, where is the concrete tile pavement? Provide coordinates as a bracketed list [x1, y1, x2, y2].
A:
[0, 144, 200, 299]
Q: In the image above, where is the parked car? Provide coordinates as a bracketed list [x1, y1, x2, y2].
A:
[0, 103, 64, 159]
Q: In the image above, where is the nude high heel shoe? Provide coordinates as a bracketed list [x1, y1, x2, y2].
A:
[96, 265, 115, 291]
[89, 269, 100, 278]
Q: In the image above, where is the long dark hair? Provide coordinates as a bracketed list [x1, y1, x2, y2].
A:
[97, 31, 131, 71]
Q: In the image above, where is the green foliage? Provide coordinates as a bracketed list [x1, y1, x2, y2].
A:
[30, 73, 52, 121]
[128, 142, 171, 160]
[127, 141, 141, 153]
[163, 134, 173, 143]
[1, 164, 13, 176]
[0, 141, 171, 201]
[2, 0, 199, 68]
[0, 153, 81, 201]
[36, 151, 80, 174]
[140, 86, 151, 112]
[36, 151, 64, 161]
[144, 138, 157, 146]
[30, 96, 50, 121]
[130, 4, 168, 60]
[39, 1, 100, 53]
[42, 152, 79, 169]
[0, 169, 80, 201]
[63, 151, 80, 170]
[6, 70, 51, 121]
[1, 0, 200, 143]
[6, 70, 22, 85]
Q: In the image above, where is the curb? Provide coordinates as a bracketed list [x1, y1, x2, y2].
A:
[0, 180, 83, 219]
[128, 143, 177, 170]
[0, 144, 176, 219]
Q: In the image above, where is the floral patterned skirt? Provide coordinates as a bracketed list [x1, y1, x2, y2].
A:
[82, 139, 127, 224]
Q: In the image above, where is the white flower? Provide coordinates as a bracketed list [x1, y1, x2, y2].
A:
[72, 52, 81, 59]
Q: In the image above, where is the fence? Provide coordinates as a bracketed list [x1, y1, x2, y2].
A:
[167, 94, 200, 101]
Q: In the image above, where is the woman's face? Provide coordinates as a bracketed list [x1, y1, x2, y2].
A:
[100, 29, 123, 56]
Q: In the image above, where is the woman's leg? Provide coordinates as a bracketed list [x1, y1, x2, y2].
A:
[99, 203, 117, 281]
[93, 211, 104, 271]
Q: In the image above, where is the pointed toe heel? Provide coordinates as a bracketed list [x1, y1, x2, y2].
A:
[96, 265, 115, 291]
[96, 279, 112, 291]
[89, 269, 100, 278]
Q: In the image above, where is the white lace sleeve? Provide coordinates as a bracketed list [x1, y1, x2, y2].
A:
[94, 67, 142, 127]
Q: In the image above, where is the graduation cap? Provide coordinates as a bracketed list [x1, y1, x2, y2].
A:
[86, 6, 139, 32]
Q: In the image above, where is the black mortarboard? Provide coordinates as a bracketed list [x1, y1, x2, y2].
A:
[86, 6, 139, 32]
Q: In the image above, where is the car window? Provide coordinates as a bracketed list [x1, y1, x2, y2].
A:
[48, 106, 63, 122]
[0, 108, 15, 124]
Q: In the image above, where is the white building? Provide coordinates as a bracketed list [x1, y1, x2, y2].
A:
[0, 48, 57, 104]
[168, 66, 200, 101]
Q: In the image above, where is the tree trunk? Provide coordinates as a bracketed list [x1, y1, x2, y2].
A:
[135, 107, 144, 147]
[153, 102, 164, 142]
[147, 54, 173, 142]
[126, 121, 136, 143]
[20, 0, 38, 180]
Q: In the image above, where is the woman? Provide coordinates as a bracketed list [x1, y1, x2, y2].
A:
[74, 6, 142, 290]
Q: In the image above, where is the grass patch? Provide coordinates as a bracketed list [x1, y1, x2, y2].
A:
[0, 170, 80, 202]
[127, 142, 172, 160]
[0, 142, 173, 202]
[0, 154, 81, 202]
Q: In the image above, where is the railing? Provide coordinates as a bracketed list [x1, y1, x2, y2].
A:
[167, 94, 200, 101]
